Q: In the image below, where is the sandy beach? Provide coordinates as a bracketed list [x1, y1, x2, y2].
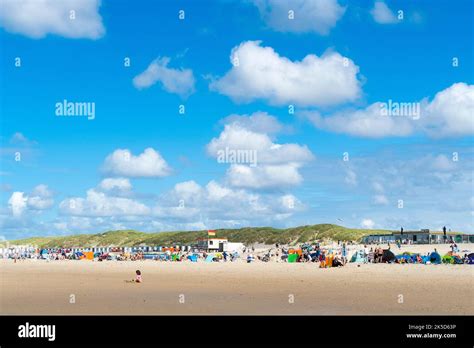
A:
[1, 243, 473, 315]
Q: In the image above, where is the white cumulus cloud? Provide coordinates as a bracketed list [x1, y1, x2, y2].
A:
[153, 180, 304, 223]
[361, 218, 375, 229]
[98, 178, 132, 192]
[303, 83, 474, 138]
[371, 1, 399, 24]
[133, 57, 196, 98]
[252, 0, 346, 35]
[422, 82, 474, 137]
[7, 184, 54, 217]
[226, 164, 303, 189]
[0, 0, 105, 39]
[27, 184, 54, 210]
[207, 115, 314, 189]
[60, 189, 151, 217]
[303, 104, 414, 138]
[8, 192, 28, 217]
[209, 41, 361, 107]
[207, 123, 313, 165]
[102, 148, 172, 178]
[220, 112, 284, 135]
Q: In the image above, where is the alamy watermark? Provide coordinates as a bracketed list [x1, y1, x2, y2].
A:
[55, 99, 95, 120]
[18, 322, 55, 341]
[379, 99, 420, 120]
[217, 147, 257, 167]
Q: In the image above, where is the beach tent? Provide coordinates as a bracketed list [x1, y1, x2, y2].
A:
[429, 252, 441, 264]
[466, 253, 474, 264]
[75, 251, 85, 260]
[350, 251, 365, 263]
[442, 254, 454, 264]
[187, 254, 198, 262]
[382, 250, 396, 263]
[205, 254, 215, 262]
[325, 254, 334, 267]
[396, 254, 410, 263]
[287, 254, 298, 263]
[408, 253, 421, 263]
[289, 248, 303, 256]
[83, 251, 94, 260]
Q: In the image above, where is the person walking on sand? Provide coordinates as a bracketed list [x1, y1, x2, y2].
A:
[363, 245, 369, 263]
[368, 247, 374, 263]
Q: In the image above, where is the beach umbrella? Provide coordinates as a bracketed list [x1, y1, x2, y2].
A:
[382, 249, 396, 263]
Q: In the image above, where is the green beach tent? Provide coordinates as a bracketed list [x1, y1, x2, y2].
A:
[442, 254, 454, 264]
[287, 254, 298, 263]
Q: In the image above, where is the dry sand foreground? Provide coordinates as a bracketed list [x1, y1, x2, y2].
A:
[1, 260, 473, 315]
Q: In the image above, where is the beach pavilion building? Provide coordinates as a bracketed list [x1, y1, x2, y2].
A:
[362, 229, 473, 244]
[197, 238, 228, 252]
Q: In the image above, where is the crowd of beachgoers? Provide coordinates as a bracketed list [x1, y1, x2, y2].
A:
[2, 241, 473, 266]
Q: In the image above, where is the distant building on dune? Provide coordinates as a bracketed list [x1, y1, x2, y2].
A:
[362, 229, 473, 244]
[197, 238, 228, 252]
[362, 233, 396, 244]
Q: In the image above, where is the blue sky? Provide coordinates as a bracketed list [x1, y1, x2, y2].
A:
[0, 0, 473, 239]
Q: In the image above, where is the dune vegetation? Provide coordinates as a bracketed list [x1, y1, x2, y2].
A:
[1, 224, 397, 248]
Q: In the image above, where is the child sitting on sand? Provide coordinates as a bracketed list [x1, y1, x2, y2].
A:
[134, 270, 142, 283]
[125, 270, 142, 283]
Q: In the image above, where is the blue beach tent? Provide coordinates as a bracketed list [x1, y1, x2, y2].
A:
[429, 252, 441, 264]
[350, 250, 365, 263]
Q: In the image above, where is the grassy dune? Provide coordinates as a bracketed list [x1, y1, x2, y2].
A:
[1, 224, 395, 248]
